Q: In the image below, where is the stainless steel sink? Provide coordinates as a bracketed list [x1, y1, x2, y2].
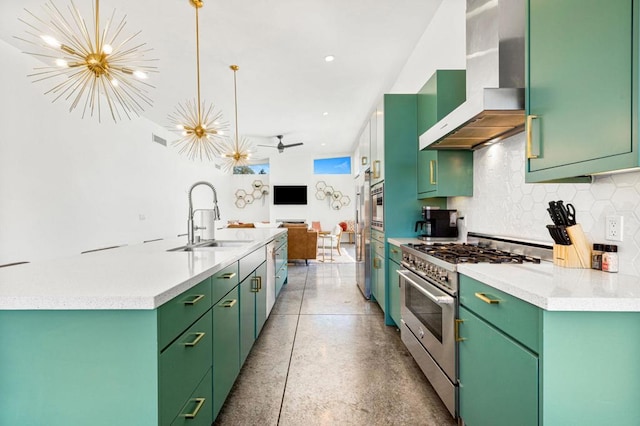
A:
[168, 240, 254, 252]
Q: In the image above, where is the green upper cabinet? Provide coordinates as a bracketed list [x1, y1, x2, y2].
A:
[417, 150, 473, 198]
[417, 70, 466, 136]
[525, 0, 636, 182]
[371, 101, 384, 185]
[416, 70, 473, 198]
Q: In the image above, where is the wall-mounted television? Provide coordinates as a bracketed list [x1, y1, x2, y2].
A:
[273, 185, 307, 205]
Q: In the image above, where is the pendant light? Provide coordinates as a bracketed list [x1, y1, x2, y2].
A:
[217, 64, 254, 172]
[17, 0, 158, 122]
[168, 0, 228, 161]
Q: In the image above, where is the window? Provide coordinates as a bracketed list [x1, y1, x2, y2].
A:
[233, 163, 269, 175]
[313, 156, 351, 174]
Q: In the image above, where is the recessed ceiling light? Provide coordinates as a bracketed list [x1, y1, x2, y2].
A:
[321, 143, 326, 146]
[323, 112, 329, 116]
[324, 55, 335, 62]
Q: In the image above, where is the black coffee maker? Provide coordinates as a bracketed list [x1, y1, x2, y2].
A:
[415, 207, 458, 239]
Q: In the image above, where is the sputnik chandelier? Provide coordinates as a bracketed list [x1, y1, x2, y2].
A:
[168, 0, 228, 161]
[17, 0, 158, 122]
[217, 64, 254, 172]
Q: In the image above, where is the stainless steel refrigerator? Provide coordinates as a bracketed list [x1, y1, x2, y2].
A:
[355, 169, 371, 299]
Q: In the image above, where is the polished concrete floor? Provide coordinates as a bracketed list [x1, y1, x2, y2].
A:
[215, 250, 457, 426]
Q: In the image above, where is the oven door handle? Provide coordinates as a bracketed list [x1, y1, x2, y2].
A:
[397, 270, 454, 305]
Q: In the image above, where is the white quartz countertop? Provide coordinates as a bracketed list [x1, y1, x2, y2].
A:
[458, 262, 640, 312]
[0, 228, 286, 310]
[388, 236, 640, 312]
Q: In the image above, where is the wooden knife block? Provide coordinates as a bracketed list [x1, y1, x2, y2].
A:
[552, 224, 591, 268]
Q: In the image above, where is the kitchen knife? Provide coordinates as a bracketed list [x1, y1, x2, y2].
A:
[549, 201, 565, 226]
[556, 201, 570, 226]
[547, 207, 559, 225]
[558, 225, 572, 245]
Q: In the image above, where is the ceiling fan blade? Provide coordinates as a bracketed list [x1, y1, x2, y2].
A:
[282, 143, 304, 148]
[257, 144, 278, 149]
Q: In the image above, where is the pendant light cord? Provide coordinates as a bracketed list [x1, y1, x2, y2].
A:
[195, 5, 202, 123]
[231, 65, 239, 151]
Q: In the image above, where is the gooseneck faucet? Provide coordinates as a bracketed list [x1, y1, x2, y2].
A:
[187, 181, 220, 245]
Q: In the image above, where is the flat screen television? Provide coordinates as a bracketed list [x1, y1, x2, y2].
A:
[273, 185, 307, 205]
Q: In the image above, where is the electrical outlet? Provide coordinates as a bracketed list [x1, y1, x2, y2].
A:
[605, 215, 623, 241]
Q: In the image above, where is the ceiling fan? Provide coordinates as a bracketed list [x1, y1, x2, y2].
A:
[258, 135, 304, 153]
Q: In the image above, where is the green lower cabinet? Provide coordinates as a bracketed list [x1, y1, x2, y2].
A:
[386, 257, 401, 327]
[255, 262, 267, 337]
[0, 310, 159, 425]
[212, 287, 240, 419]
[160, 310, 213, 425]
[240, 262, 267, 365]
[458, 306, 539, 426]
[171, 368, 213, 426]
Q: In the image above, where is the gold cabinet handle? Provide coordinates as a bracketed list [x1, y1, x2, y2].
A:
[251, 276, 262, 293]
[373, 160, 381, 179]
[183, 332, 206, 347]
[181, 397, 206, 419]
[221, 299, 237, 308]
[391, 248, 399, 254]
[218, 272, 237, 280]
[361, 156, 368, 165]
[475, 292, 500, 304]
[526, 114, 539, 159]
[455, 319, 466, 342]
[429, 160, 437, 184]
[183, 294, 205, 305]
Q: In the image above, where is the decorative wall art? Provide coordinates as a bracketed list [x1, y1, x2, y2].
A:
[235, 180, 269, 208]
[315, 181, 351, 210]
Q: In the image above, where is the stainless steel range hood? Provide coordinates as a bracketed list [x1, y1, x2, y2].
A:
[419, 0, 525, 150]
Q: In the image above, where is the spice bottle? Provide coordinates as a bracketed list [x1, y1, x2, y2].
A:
[591, 243, 604, 270]
[602, 245, 619, 273]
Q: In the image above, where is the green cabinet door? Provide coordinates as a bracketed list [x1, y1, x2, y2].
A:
[417, 150, 473, 198]
[458, 306, 538, 426]
[239, 272, 256, 366]
[386, 256, 401, 327]
[212, 287, 240, 419]
[255, 262, 268, 337]
[526, 0, 635, 181]
[239, 261, 268, 365]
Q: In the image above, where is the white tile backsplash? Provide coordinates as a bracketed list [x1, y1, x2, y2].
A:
[448, 133, 640, 275]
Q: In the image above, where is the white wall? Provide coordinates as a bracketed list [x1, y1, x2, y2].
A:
[389, 0, 466, 93]
[269, 152, 355, 231]
[0, 40, 230, 263]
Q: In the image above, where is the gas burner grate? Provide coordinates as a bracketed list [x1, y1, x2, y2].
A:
[410, 243, 541, 264]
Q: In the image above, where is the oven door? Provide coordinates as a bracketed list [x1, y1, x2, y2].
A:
[397, 268, 456, 382]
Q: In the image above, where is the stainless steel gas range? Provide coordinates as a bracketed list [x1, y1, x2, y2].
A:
[397, 233, 552, 418]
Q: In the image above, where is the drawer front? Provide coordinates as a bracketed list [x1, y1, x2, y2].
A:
[212, 263, 240, 304]
[275, 244, 287, 271]
[275, 264, 287, 296]
[460, 275, 540, 353]
[170, 368, 213, 426]
[158, 278, 212, 350]
[239, 246, 266, 282]
[275, 232, 287, 247]
[213, 288, 240, 419]
[160, 310, 213, 425]
[388, 244, 402, 264]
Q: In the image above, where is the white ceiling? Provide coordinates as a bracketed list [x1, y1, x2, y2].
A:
[1, 0, 442, 160]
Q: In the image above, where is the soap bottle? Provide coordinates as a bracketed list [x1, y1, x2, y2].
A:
[591, 243, 604, 270]
[602, 245, 619, 273]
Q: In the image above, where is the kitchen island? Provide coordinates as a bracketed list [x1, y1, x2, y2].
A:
[0, 227, 288, 425]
